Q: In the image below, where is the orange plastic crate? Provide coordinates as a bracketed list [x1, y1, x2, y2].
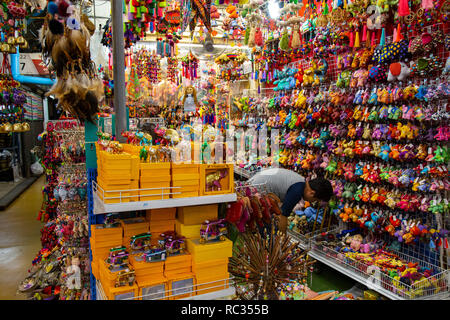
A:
[199, 164, 234, 196]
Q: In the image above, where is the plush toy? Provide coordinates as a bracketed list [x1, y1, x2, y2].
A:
[387, 61, 411, 82]
[336, 70, 352, 88]
[368, 64, 388, 82]
[303, 62, 319, 86]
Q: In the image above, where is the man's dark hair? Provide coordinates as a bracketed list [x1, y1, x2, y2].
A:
[309, 177, 334, 202]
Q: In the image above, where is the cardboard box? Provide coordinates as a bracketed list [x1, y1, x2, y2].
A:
[186, 238, 233, 264]
[137, 276, 169, 300]
[107, 283, 139, 300]
[166, 272, 196, 299]
[192, 258, 229, 278]
[177, 204, 218, 225]
[175, 220, 201, 239]
[146, 208, 176, 221]
[199, 164, 234, 196]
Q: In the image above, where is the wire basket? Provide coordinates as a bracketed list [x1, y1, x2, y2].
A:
[310, 230, 449, 300]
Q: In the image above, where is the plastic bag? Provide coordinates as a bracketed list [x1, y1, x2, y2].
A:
[30, 161, 44, 175]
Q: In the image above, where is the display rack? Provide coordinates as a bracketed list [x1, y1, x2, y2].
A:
[92, 181, 237, 214]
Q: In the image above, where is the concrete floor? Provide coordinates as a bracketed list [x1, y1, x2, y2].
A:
[0, 175, 44, 300]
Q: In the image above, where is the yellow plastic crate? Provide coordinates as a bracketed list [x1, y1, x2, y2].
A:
[175, 220, 201, 239]
[186, 238, 233, 264]
[200, 164, 234, 196]
[137, 276, 169, 300]
[177, 204, 218, 225]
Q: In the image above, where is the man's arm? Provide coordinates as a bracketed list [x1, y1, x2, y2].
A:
[279, 183, 305, 232]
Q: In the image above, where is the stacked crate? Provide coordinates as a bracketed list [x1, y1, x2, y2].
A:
[139, 160, 171, 201]
[175, 204, 218, 240]
[136, 275, 169, 300]
[171, 163, 200, 198]
[129, 254, 165, 284]
[97, 150, 133, 203]
[146, 208, 176, 245]
[120, 218, 150, 249]
[187, 237, 233, 295]
[90, 224, 123, 279]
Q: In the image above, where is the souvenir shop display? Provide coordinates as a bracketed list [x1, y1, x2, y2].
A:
[23, 0, 448, 301]
[19, 120, 91, 300]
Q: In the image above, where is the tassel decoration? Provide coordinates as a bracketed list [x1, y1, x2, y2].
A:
[354, 30, 360, 48]
[362, 24, 367, 42]
[379, 28, 386, 47]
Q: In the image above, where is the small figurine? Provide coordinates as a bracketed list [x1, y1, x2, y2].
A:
[105, 246, 129, 271]
[158, 231, 186, 255]
[205, 169, 228, 192]
[115, 267, 136, 287]
[65, 256, 81, 290]
[129, 232, 152, 254]
[199, 219, 228, 243]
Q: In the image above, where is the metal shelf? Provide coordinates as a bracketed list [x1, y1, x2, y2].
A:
[93, 191, 237, 214]
[307, 249, 450, 300]
[307, 249, 403, 300]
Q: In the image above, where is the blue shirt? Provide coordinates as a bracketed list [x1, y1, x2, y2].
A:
[281, 182, 306, 217]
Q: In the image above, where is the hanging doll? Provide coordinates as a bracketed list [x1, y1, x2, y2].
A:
[65, 255, 81, 290]
[182, 85, 199, 114]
